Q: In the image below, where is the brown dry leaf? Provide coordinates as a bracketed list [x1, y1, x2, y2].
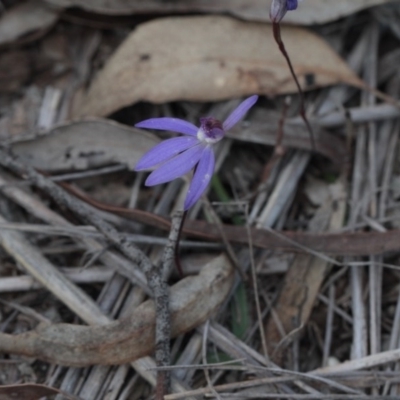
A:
[0, 383, 79, 400]
[72, 16, 359, 118]
[0, 1, 59, 47]
[0, 255, 234, 366]
[42, 0, 391, 25]
[11, 118, 160, 171]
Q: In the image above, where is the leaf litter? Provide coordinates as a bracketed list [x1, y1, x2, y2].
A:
[0, 1, 399, 400]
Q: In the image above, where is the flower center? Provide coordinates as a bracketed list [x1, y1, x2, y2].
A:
[197, 117, 225, 144]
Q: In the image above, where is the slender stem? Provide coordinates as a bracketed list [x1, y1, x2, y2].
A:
[174, 210, 187, 277]
[272, 22, 316, 151]
[156, 211, 187, 399]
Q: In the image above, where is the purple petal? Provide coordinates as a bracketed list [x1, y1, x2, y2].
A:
[135, 117, 198, 136]
[222, 95, 258, 131]
[270, 0, 287, 22]
[286, 0, 298, 11]
[184, 146, 215, 210]
[135, 136, 199, 171]
[145, 144, 205, 186]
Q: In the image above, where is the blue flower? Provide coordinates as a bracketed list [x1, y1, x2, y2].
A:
[134, 95, 258, 210]
[270, 0, 300, 22]
[287, 0, 299, 11]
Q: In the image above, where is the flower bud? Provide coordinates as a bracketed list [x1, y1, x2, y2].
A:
[270, 0, 298, 23]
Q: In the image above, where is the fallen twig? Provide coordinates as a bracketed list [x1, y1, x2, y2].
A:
[57, 184, 400, 257]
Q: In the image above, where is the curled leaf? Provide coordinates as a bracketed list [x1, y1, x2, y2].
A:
[11, 119, 160, 171]
[0, 1, 59, 47]
[0, 255, 234, 366]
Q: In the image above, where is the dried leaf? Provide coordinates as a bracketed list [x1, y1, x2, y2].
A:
[11, 119, 160, 171]
[0, 1, 59, 47]
[72, 16, 359, 118]
[0, 255, 234, 366]
[43, 0, 391, 25]
[0, 383, 78, 400]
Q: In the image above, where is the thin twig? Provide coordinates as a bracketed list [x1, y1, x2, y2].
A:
[245, 204, 269, 360]
[203, 197, 246, 281]
[202, 321, 222, 400]
[151, 358, 247, 371]
[322, 284, 335, 367]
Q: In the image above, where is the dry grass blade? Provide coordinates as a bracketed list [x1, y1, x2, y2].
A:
[265, 180, 347, 360]
[0, 267, 112, 293]
[0, 213, 109, 324]
[315, 348, 400, 374]
[0, 171, 149, 292]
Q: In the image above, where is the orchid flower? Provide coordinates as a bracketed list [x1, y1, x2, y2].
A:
[270, 0, 301, 23]
[134, 95, 258, 210]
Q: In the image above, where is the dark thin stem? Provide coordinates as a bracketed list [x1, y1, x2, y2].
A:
[272, 22, 316, 151]
[174, 210, 187, 278]
[154, 212, 188, 399]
